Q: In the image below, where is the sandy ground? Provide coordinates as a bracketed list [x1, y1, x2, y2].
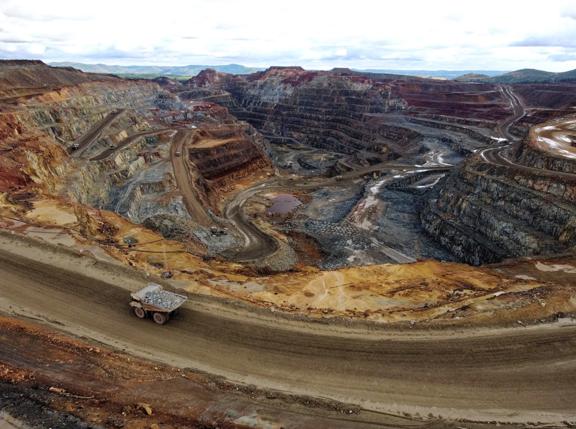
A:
[0, 231, 575, 425]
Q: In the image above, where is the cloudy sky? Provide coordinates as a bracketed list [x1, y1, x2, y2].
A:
[1, 0, 576, 71]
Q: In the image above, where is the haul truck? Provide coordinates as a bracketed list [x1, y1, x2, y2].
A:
[129, 283, 187, 325]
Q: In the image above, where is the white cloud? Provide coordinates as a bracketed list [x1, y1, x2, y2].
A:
[0, 0, 576, 71]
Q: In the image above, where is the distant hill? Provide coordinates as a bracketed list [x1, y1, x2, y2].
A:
[354, 69, 506, 79]
[454, 73, 491, 82]
[491, 69, 556, 83]
[490, 68, 576, 83]
[49, 62, 261, 78]
[50, 63, 507, 80]
[0, 60, 117, 92]
[357, 67, 576, 83]
[45, 62, 576, 84]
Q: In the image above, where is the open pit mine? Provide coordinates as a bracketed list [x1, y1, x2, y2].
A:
[0, 60, 576, 428]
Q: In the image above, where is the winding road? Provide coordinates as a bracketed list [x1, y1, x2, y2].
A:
[220, 163, 450, 263]
[221, 182, 279, 261]
[497, 85, 525, 142]
[165, 85, 530, 265]
[477, 86, 526, 167]
[166, 83, 559, 267]
[479, 86, 576, 180]
[0, 237, 574, 425]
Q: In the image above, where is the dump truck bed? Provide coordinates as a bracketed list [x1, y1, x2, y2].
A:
[131, 283, 187, 312]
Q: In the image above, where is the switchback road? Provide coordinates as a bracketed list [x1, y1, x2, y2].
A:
[497, 85, 525, 142]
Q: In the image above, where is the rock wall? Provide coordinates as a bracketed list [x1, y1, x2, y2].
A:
[26, 81, 160, 142]
[421, 150, 576, 264]
[184, 68, 510, 159]
[514, 141, 576, 175]
[390, 80, 509, 120]
[0, 72, 165, 208]
[184, 123, 273, 213]
[189, 137, 269, 181]
[186, 68, 408, 157]
[0, 111, 68, 195]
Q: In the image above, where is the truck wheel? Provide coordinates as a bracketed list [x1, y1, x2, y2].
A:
[133, 307, 146, 319]
[152, 312, 168, 325]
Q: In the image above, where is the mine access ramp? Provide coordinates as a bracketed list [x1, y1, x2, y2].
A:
[129, 283, 187, 325]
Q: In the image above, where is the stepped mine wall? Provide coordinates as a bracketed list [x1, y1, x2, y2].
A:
[421, 151, 576, 265]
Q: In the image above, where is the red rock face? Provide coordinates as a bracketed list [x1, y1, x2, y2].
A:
[188, 125, 271, 183]
[513, 83, 576, 109]
[186, 68, 231, 88]
[513, 83, 576, 125]
[0, 171, 28, 192]
[0, 60, 118, 102]
[183, 68, 517, 160]
[390, 80, 510, 120]
[0, 112, 64, 192]
[189, 138, 268, 180]
[188, 100, 229, 117]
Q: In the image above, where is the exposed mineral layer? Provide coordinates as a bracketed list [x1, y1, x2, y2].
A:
[1, 59, 576, 428]
[0, 60, 575, 320]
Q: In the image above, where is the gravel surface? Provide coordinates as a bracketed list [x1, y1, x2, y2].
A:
[140, 289, 186, 311]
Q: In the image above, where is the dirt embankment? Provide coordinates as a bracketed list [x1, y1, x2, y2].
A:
[4, 199, 576, 326]
[0, 230, 575, 426]
[1, 316, 539, 429]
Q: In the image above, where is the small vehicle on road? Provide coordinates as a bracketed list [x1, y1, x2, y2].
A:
[210, 225, 228, 236]
[129, 283, 187, 325]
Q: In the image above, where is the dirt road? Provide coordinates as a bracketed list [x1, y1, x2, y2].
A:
[477, 85, 576, 178]
[222, 182, 279, 261]
[0, 237, 574, 424]
[497, 85, 524, 142]
[477, 139, 576, 182]
[90, 127, 173, 161]
[170, 130, 211, 225]
[71, 109, 125, 158]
